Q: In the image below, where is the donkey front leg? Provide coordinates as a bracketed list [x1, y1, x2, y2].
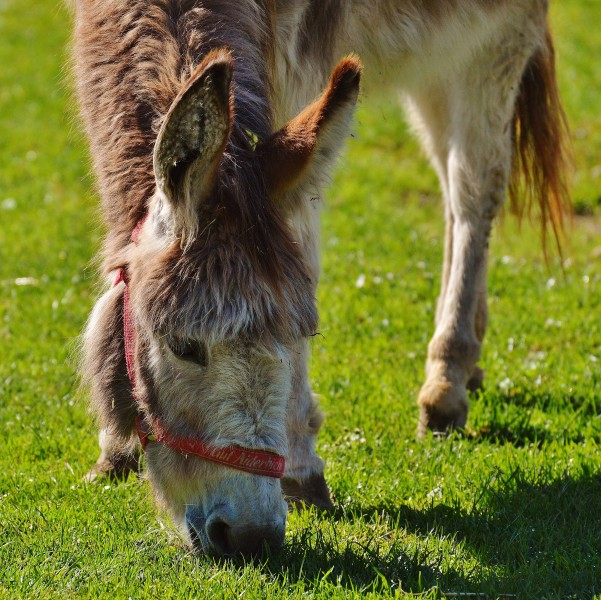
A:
[282, 187, 334, 508]
[83, 282, 140, 480]
[281, 339, 333, 509]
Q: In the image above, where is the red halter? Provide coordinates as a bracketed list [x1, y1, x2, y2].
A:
[114, 216, 286, 479]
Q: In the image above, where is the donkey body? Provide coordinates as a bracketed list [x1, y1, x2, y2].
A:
[75, 0, 568, 555]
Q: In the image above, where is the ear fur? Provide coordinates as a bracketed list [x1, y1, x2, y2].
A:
[153, 49, 233, 237]
[257, 56, 362, 198]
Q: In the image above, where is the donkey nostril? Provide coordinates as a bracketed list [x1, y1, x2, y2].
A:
[206, 517, 234, 556]
[204, 505, 285, 557]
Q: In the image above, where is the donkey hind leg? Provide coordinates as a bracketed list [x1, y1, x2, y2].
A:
[404, 84, 484, 395]
[412, 36, 539, 435]
[281, 339, 333, 510]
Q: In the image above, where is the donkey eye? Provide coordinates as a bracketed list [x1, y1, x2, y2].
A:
[166, 337, 208, 366]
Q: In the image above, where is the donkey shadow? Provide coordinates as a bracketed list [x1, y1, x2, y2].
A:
[202, 389, 601, 597]
[253, 387, 601, 598]
[254, 472, 601, 598]
[466, 388, 599, 448]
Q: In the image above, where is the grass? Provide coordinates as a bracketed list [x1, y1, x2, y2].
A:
[1, 1, 601, 598]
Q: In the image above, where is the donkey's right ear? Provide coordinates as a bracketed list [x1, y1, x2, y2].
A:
[153, 50, 233, 214]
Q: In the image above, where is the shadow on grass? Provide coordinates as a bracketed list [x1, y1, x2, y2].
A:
[211, 467, 601, 598]
[302, 472, 600, 598]
[255, 512, 489, 597]
[467, 417, 585, 448]
[200, 395, 600, 597]
[467, 389, 601, 447]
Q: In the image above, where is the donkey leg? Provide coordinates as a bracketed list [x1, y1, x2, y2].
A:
[85, 429, 139, 482]
[467, 290, 487, 392]
[405, 84, 487, 395]
[437, 194, 486, 395]
[83, 283, 140, 481]
[404, 84, 453, 321]
[280, 191, 333, 509]
[417, 177, 499, 435]
[416, 33, 541, 434]
[282, 339, 333, 510]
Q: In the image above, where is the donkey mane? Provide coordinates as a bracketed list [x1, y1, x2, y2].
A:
[74, 0, 276, 269]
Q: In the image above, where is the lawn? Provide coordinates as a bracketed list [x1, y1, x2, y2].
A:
[1, 1, 601, 598]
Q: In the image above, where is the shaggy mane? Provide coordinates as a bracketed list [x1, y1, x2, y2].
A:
[74, 0, 276, 270]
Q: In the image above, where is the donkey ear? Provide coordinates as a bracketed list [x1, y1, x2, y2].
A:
[153, 50, 233, 212]
[257, 56, 361, 199]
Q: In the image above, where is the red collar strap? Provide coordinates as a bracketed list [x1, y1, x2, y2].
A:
[135, 415, 286, 478]
[112, 212, 146, 386]
[114, 267, 136, 388]
[113, 215, 286, 479]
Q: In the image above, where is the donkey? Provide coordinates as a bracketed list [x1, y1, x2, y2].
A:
[74, 0, 568, 556]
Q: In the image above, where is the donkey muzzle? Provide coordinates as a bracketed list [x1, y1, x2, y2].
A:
[186, 504, 285, 556]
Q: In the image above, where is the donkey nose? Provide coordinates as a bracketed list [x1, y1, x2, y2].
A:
[204, 507, 285, 557]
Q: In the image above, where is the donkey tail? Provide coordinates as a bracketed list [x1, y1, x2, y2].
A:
[509, 24, 572, 254]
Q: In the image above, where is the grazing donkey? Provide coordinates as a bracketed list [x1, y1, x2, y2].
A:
[74, 0, 568, 556]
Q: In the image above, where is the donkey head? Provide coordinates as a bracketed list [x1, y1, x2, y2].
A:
[111, 51, 361, 556]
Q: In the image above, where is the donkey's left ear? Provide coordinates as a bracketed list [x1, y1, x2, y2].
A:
[153, 50, 233, 216]
[257, 56, 362, 201]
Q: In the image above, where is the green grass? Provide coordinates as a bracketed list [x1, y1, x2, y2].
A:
[1, 1, 601, 598]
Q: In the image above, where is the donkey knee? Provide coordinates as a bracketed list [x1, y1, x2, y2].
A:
[84, 429, 140, 482]
[281, 472, 334, 511]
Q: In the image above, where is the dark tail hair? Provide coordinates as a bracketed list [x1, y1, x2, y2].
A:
[509, 24, 572, 255]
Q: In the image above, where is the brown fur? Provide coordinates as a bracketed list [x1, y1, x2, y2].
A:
[131, 215, 318, 346]
[258, 57, 361, 195]
[74, 0, 275, 271]
[75, 0, 322, 365]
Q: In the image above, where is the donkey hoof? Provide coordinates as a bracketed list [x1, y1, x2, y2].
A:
[467, 366, 484, 392]
[417, 379, 468, 437]
[84, 453, 140, 483]
[281, 472, 334, 511]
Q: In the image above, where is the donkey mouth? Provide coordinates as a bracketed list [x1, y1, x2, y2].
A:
[187, 521, 206, 553]
[185, 505, 209, 553]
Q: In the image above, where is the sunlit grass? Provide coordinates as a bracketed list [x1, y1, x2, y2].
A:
[1, 1, 601, 598]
